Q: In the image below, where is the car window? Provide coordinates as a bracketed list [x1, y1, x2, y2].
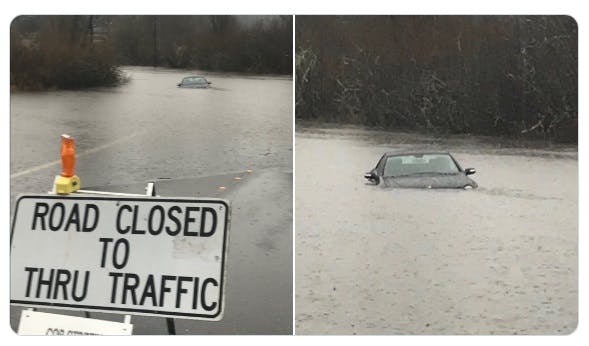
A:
[183, 77, 207, 84]
[383, 154, 460, 177]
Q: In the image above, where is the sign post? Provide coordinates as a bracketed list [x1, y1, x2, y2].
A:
[12, 135, 230, 334]
[10, 194, 230, 321]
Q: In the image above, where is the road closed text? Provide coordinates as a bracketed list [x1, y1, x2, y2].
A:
[31, 202, 218, 237]
[11, 196, 229, 320]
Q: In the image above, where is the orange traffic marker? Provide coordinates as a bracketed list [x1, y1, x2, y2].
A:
[60, 134, 76, 177]
[53, 134, 81, 194]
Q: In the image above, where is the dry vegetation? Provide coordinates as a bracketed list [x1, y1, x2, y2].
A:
[110, 15, 292, 73]
[11, 16, 121, 90]
[11, 15, 293, 90]
[296, 16, 577, 142]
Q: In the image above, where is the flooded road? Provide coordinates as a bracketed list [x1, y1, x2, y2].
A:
[10, 67, 292, 334]
[295, 126, 577, 334]
[11, 67, 292, 202]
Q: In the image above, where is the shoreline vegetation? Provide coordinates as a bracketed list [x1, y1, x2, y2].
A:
[11, 15, 292, 91]
[296, 16, 577, 143]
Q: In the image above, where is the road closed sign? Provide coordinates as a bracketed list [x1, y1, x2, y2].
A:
[10, 195, 230, 320]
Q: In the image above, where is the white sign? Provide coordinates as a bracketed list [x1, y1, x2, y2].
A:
[18, 310, 133, 335]
[11, 195, 230, 320]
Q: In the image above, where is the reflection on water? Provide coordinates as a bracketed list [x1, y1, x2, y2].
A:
[296, 127, 577, 335]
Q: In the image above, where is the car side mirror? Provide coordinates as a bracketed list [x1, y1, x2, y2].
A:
[465, 168, 476, 175]
[207, 81, 212, 84]
[177, 83, 182, 87]
[364, 172, 377, 181]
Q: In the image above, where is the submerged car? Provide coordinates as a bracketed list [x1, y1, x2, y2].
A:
[177, 76, 212, 88]
[364, 152, 478, 189]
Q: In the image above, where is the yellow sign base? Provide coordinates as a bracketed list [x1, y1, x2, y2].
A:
[54, 175, 81, 194]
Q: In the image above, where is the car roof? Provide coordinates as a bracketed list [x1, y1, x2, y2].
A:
[383, 151, 452, 157]
[183, 75, 207, 79]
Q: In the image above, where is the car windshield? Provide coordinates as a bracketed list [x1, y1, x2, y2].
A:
[383, 154, 460, 177]
[182, 77, 207, 85]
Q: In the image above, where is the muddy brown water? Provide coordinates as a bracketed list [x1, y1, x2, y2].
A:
[295, 127, 577, 335]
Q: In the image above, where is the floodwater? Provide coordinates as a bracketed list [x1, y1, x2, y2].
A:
[295, 126, 577, 335]
[10, 67, 292, 334]
[11, 67, 292, 203]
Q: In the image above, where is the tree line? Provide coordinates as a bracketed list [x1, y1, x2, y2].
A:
[296, 16, 577, 142]
[11, 15, 292, 90]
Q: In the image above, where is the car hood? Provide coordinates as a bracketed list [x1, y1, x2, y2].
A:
[381, 173, 478, 189]
[180, 84, 209, 88]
